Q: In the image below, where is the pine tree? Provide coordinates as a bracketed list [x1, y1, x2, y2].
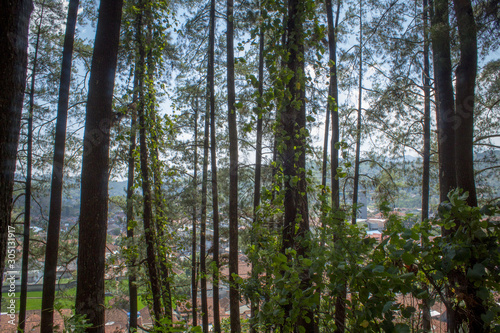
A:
[40, 0, 80, 330]
[0, 0, 32, 299]
[75, 0, 123, 330]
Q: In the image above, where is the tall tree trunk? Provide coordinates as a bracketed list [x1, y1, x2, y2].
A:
[127, 114, 138, 330]
[453, 0, 477, 207]
[75, 1, 123, 331]
[430, 0, 456, 205]
[0, 0, 32, 302]
[207, 0, 221, 331]
[146, 14, 173, 323]
[352, 0, 363, 225]
[250, 7, 265, 332]
[452, 1, 485, 331]
[421, 1, 432, 331]
[19, 4, 43, 329]
[126, 97, 138, 331]
[40, 0, 79, 330]
[328, 0, 341, 211]
[282, 0, 315, 330]
[200, 97, 210, 333]
[192, 96, 199, 327]
[326, 1, 344, 331]
[430, 1, 459, 331]
[421, 0, 431, 225]
[135, 3, 164, 324]
[227, 0, 240, 332]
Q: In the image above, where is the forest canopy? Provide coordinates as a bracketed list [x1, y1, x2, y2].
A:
[0, 0, 499, 332]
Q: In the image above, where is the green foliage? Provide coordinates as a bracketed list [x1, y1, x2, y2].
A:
[245, 189, 500, 331]
[62, 313, 92, 333]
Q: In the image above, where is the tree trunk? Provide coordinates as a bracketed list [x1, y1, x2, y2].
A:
[421, 1, 432, 331]
[0, 0, 32, 302]
[192, 96, 199, 327]
[430, 0, 456, 205]
[126, 94, 138, 331]
[282, 0, 315, 330]
[326, 1, 345, 331]
[75, 1, 123, 331]
[430, 1, 459, 331]
[250, 8, 265, 332]
[146, 14, 173, 323]
[207, 0, 221, 330]
[453, 0, 477, 207]
[227, 0, 240, 331]
[200, 97, 210, 333]
[352, 0, 363, 225]
[452, 1, 486, 331]
[135, 3, 164, 324]
[40, 0, 79, 330]
[19, 4, 43, 329]
[329, 0, 341, 212]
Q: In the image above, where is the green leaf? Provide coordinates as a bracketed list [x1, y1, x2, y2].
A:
[467, 263, 486, 281]
[401, 252, 414, 266]
[273, 253, 288, 264]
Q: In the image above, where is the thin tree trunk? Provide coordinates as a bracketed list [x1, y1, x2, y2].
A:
[352, 0, 363, 225]
[192, 96, 199, 327]
[18, 5, 42, 329]
[75, 1, 123, 331]
[0, 0, 32, 302]
[326, 0, 344, 331]
[126, 91, 138, 331]
[207, 0, 221, 330]
[422, 0, 431, 225]
[421, 1, 432, 331]
[40, 0, 79, 330]
[329, 0, 341, 211]
[200, 97, 210, 333]
[227, 0, 240, 331]
[250, 7, 265, 332]
[157, 223, 173, 324]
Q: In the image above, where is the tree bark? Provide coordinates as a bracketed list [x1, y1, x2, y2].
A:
[40, 0, 79, 330]
[250, 7, 265, 332]
[452, 1, 486, 331]
[352, 0, 363, 225]
[126, 96, 138, 331]
[430, 1, 460, 331]
[227, 0, 240, 331]
[0, 0, 32, 302]
[329, 0, 341, 212]
[135, 3, 164, 324]
[430, 0, 456, 205]
[146, 14, 173, 323]
[453, 0, 477, 207]
[200, 95, 210, 333]
[207, 0, 221, 330]
[19, 3, 42, 329]
[75, 0, 123, 331]
[192, 96, 199, 327]
[282, 0, 315, 330]
[421, 1, 432, 331]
